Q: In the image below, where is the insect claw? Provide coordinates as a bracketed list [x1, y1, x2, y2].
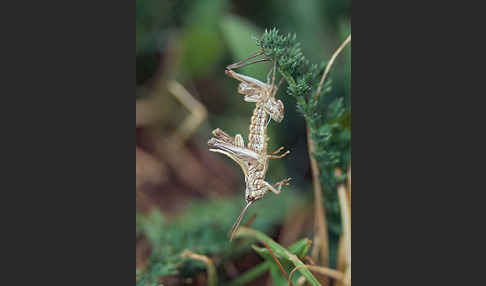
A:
[271, 146, 285, 154]
[268, 148, 290, 159]
[276, 177, 291, 187]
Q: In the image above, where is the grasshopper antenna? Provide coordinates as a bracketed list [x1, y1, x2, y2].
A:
[226, 51, 269, 71]
[229, 200, 254, 241]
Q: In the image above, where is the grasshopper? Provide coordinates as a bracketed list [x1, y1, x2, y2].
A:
[225, 51, 285, 125]
[208, 55, 291, 240]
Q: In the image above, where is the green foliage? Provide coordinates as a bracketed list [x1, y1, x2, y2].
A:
[225, 238, 312, 286]
[136, 0, 193, 55]
[179, 0, 228, 77]
[136, 0, 230, 82]
[136, 192, 305, 285]
[251, 238, 311, 285]
[234, 227, 320, 286]
[136, 0, 196, 84]
[226, 261, 271, 286]
[257, 28, 351, 266]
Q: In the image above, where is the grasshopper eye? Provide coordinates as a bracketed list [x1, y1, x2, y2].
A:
[271, 112, 283, 123]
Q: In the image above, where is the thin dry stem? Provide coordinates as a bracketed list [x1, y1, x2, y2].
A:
[315, 34, 351, 99]
[308, 33, 351, 266]
[288, 265, 345, 286]
[339, 185, 351, 265]
[336, 183, 351, 286]
[347, 163, 351, 199]
[136, 33, 182, 127]
[336, 235, 346, 273]
[307, 123, 329, 266]
[271, 55, 277, 90]
[168, 81, 207, 142]
[305, 256, 317, 266]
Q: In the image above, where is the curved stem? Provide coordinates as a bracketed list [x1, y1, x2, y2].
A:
[180, 250, 217, 286]
[315, 34, 351, 99]
[308, 33, 351, 266]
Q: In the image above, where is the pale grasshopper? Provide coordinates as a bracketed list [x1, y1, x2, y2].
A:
[208, 54, 291, 240]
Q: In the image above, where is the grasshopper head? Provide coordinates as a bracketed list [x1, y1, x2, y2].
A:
[265, 98, 284, 123]
[245, 182, 265, 202]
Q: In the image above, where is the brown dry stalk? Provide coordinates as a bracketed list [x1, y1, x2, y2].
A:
[336, 183, 351, 286]
[136, 33, 181, 127]
[304, 256, 317, 266]
[339, 184, 351, 265]
[315, 34, 351, 99]
[180, 250, 217, 286]
[336, 235, 346, 273]
[308, 122, 329, 267]
[308, 33, 351, 266]
[347, 163, 351, 199]
[288, 265, 345, 286]
[167, 81, 207, 142]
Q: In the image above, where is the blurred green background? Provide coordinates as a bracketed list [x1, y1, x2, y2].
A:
[136, 0, 350, 285]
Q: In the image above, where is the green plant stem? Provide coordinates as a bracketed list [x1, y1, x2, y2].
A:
[233, 227, 321, 286]
[226, 261, 271, 286]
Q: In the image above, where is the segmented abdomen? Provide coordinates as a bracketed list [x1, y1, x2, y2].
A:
[248, 105, 267, 154]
